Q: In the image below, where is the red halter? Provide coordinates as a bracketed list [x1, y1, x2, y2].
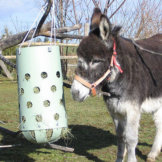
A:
[74, 40, 123, 96]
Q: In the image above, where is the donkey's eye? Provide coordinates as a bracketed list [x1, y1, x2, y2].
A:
[93, 60, 100, 63]
[92, 59, 103, 64]
[78, 59, 88, 69]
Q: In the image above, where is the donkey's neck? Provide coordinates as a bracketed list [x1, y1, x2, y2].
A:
[102, 37, 138, 99]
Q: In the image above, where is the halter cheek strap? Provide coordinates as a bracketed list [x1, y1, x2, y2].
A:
[75, 67, 112, 96]
[112, 40, 123, 73]
[74, 40, 123, 96]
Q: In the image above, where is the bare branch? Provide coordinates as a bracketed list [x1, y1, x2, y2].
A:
[92, 0, 99, 8]
[35, 0, 53, 35]
[104, 0, 110, 14]
[72, 0, 79, 24]
[109, 0, 127, 19]
[104, 0, 115, 15]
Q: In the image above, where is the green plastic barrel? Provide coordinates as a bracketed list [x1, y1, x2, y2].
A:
[16, 46, 68, 143]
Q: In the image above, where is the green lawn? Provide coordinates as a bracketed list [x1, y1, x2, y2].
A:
[0, 79, 162, 162]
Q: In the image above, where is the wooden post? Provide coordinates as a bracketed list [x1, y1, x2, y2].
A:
[48, 143, 74, 152]
[0, 60, 13, 80]
[84, 23, 90, 36]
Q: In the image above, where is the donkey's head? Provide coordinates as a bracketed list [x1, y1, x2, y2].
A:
[71, 8, 122, 102]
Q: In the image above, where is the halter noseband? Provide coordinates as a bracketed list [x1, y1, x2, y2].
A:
[74, 40, 123, 96]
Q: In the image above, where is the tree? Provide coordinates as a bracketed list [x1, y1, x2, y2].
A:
[70, 0, 161, 39]
[109, 0, 162, 39]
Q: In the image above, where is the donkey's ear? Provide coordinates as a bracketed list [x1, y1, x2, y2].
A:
[99, 15, 111, 41]
[112, 26, 122, 37]
[90, 8, 102, 32]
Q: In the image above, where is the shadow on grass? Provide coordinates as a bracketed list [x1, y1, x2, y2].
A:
[0, 125, 151, 162]
[0, 130, 50, 162]
[0, 125, 116, 162]
[136, 142, 153, 161]
[56, 125, 150, 162]
[56, 124, 117, 162]
[136, 148, 147, 161]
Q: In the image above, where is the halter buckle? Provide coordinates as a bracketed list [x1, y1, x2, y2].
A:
[91, 87, 96, 96]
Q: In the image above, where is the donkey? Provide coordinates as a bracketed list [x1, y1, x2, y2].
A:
[71, 8, 162, 162]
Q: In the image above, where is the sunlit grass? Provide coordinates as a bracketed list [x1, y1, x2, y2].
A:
[0, 78, 161, 161]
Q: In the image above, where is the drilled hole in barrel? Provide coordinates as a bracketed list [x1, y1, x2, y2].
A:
[33, 87, 40, 94]
[54, 113, 59, 120]
[30, 130, 36, 139]
[20, 88, 24, 95]
[43, 100, 50, 107]
[22, 116, 26, 123]
[51, 85, 56, 92]
[27, 101, 32, 108]
[25, 73, 30, 81]
[35, 115, 42, 122]
[41, 72, 48, 79]
[46, 129, 53, 141]
[56, 71, 60, 78]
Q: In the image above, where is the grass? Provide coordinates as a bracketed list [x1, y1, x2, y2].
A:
[0, 78, 162, 162]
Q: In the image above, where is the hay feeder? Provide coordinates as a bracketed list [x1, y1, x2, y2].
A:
[16, 45, 68, 144]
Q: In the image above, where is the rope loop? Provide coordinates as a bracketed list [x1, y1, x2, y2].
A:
[18, 1, 48, 53]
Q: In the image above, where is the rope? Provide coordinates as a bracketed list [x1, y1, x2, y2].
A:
[50, 0, 57, 46]
[19, 2, 48, 51]
[131, 39, 162, 56]
[133, 43, 157, 86]
[28, 3, 48, 47]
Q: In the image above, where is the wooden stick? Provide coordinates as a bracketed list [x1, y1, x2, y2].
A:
[0, 144, 21, 148]
[48, 143, 74, 152]
[4, 55, 78, 60]
[0, 121, 6, 124]
[21, 42, 79, 47]
[0, 60, 13, 80]
[3, 56, 16, 59]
